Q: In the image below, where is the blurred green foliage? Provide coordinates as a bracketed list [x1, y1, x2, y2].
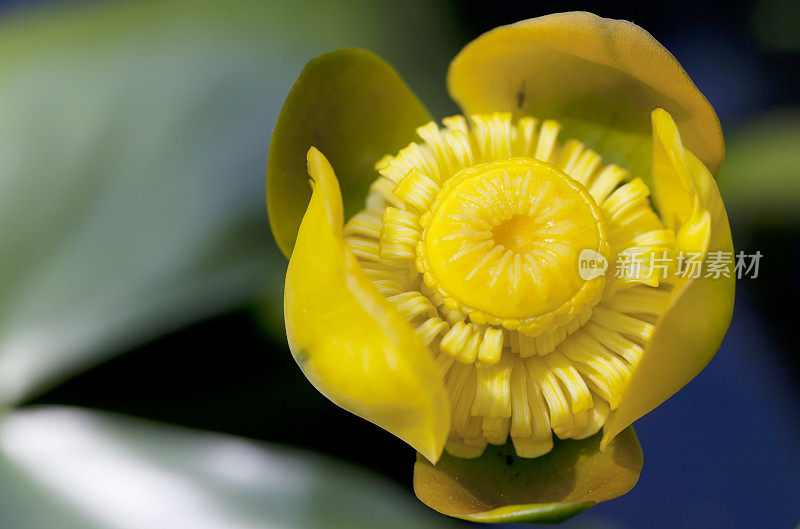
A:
[751, 0, 800, 51]
[0, 406, 464, 528]
[718, 109, 800, 223]
[0, 0, 460, 406]
[0, 0, 468, 526]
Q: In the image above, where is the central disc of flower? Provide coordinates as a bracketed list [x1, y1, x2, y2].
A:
[343, 113, 676, 460]
[420, 158, 608, 332]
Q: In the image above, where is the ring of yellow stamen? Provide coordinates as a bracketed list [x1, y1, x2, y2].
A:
[417, 158, 609, 335]
[342, 112, 679, 460]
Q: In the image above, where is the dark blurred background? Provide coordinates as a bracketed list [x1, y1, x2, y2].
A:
[0, 0, 796, 528]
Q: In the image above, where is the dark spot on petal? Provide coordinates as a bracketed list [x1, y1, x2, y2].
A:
[516, 80, 527, 109]
[295, 349, 310, 368]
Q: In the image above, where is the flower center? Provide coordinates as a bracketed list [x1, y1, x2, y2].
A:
[491, 214, 540, 254]
[343, 113, 677, 460]
[419, 158, 608, 333]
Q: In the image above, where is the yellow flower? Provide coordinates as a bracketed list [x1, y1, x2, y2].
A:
[267, 12, 734, 524]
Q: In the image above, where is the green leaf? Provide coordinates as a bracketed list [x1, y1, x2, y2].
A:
[0, 406, 465, 529]
[0, 0, 459, 404]
[718, 108, 800, 222]
[267, 49, 432, 257]
[413, 428, 642, 524]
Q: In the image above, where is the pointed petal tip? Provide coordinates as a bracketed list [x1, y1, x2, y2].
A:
[306, 145, 321, 164]
[416, 439, 444, 466]
[605, 108, 733, 438]
[286, 149, 450, 462]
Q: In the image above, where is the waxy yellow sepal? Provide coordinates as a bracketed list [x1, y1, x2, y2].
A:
[602, 109, 734, 448]
[414, 428, 642, 524]
[284, 148, 450, 463]
[447, 12, 724, 182]
[268, 49, 431, 257]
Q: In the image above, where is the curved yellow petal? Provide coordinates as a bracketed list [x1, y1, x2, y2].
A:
[602, 109, 734, 448]
[268, 48, 431, 257]
[447, 11, 724, 181]
[414, 428, 642, 524]
[285, 147, 450, 462]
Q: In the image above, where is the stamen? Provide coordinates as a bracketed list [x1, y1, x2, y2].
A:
[582, 321, 643, 366]
[535, 120, 561, 162]
[527, 357, 573, 432]
[379, 142, 440, 184]
[488, 113, 513, 161]
[511, 358, 554, 457]
[343, 113, 678, 459]
[366, 177, 404, 212]
[610, 208, 664, 246]
[444, 130, 474, 168]
[631, 229, 676, 248]
[379, 207, 420, 260]
[513, 117, 539, 157]
[393, 168, 439, 211]
[358, 262, 405, 282]
[371, 279, 404, 296]
[417, 121, 454, 174]
[346, 237, 382, 262]
[534, 331, 558, 356]
[442, 115, 469, 134]
[447, 363, 476, 433]
[570, 150, 602, 185]
[440, 321, 476, 360]
[555, 139, 585, 175]
[343, 212, 382, 239]
[588, 165, 629, 203]
[477, 327, 504, 365]
[462, 415, 485, 446]
[591, 306, 655, 343]
[433, 352, 455, 378]
[510, 358, 532, 437]
[542, 352, 594, 414]
[604, 286, 671, 315]
[509, 332, 536, 357]
[471, 355, 513, 418]
[560, 335, 629, 408]
[482, 417, 510, 445]
[417, 317, 450, 346]
[387, 291, 437, 321]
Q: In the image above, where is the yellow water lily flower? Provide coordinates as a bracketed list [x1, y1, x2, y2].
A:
[267, 12, 734, 524]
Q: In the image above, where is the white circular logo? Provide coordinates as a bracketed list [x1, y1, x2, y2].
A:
[578, 249, 608, 280]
